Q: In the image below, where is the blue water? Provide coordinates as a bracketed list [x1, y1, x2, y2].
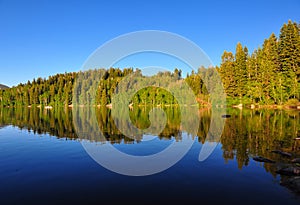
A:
[0, 126, 299, 205]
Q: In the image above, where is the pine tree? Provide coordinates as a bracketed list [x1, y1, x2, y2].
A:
[219, 51, 235, 97]
[246, 49, 263, 103]
[234, 43, 248, 102]
[278, 20, 300, 101]
[260, 33, 279, 104]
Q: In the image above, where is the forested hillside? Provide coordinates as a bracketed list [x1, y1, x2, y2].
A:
[0, 20, 299, 107]
[218, 20, 300, 105]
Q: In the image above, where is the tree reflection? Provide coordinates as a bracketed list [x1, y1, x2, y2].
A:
[0, 107, 299, 173]
[220, 109, 300, 170]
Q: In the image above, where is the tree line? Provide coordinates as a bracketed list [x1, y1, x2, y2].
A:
[0, 72, 77, 107]
[0, 20, 299, 107]
[0, 66, 222, 107]
[218, 20, 300, 106]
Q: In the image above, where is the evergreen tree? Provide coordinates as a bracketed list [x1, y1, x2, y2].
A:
[0, 21, 299, 107]
[260, 34, 279, 104]
[234, 42, 248, 102]
[246, 49, 263, 103]
[278, 20, 300, 101]
[219, 51, 235, 98]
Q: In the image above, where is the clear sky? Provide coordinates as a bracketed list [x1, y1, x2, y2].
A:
[0, 0, 299, 87]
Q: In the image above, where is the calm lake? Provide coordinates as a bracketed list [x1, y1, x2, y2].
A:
[0, 107, 300, 205]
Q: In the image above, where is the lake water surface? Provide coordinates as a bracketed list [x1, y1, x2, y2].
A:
[0, 107, 299, 204]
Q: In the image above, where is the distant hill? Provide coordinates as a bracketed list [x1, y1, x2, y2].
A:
[0, 84, 9, 90]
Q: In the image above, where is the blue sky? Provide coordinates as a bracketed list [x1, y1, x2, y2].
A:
[0, 0, 299, 86]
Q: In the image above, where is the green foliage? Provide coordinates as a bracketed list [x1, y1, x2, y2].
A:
[234, 43, 248, 100]
[0, 20, 299, 107]
[94, 68, 133, 106]
[218, 51, 235, 98]
[0, 73, 76, 107]
[132, 87, 177, 106]
[219, 20, 300, 105]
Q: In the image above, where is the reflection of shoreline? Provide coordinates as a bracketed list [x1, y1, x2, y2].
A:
[0, 107, 299, 195]
[2, 103, 300, 111]
[0, 107, 299, 143]
[1, 107, 298, 157]
[0, 107, 299, 147]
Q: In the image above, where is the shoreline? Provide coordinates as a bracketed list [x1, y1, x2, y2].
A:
[1, 103, 300, 110]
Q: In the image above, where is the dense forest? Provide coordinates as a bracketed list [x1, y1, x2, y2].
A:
[218, 20, 300, 106]
[0, 20, 299, 107]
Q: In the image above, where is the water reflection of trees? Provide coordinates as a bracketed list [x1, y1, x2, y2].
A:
[0, 107, 76, 139]
[1, 107, 299, 194]
[221, 109, 300, 171]
[0, 107, 210, 143]
[82, 106, 208, 143]
[0, 107, 299, 166]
